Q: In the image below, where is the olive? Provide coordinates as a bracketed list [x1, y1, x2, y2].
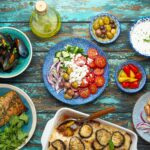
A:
[111, 24, 116, 29]
[111, 29, 116, 35]
[67, 67, 73, 75]
[100, 25, 104, 30]
[63, 73, 69, 81]
[67, 89, 74, 96]
[93, 20, 100, 30]
[110, 20, 115, 24]
[64, 82, 71, 89]
[101, 29, 106, 34]
[71, 81, 78, 89]
[106, 32, 114, 39]
[100, 34, 106, 39]
[105, 25, 111, 31]
[64, 93, 72, 99]
[95, 29, 102, 37]
[103, 16, 110, 25]
[98, 18, 104, 26]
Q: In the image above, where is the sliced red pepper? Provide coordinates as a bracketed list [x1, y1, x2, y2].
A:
[129, 81, 139, 89]
[128, 64, 138, 74]
[121, 82, 130, 88]
[122, 65, 130, 77]
[135, 72, 142, 81]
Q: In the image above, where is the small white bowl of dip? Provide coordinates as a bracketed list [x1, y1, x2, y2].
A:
[130, 17, 150, 57]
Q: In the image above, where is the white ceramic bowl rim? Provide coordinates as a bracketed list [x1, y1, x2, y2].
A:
[0, 27, 33, 78]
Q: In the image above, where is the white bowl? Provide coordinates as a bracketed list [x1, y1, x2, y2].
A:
[41, 108, 138, 150]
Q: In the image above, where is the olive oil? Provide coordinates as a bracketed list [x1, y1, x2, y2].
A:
[30, 0, 61, 38]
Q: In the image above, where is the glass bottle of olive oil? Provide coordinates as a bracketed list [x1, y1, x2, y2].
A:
[30, 0, 61, 38]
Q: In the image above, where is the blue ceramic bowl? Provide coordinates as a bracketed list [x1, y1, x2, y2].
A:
[0, 27, 32, 78]
[129, 17, 150, 57]
[90, 13, 120, 44]
[43, 38, 109, 105]
[115, 60, 146, 93]
[0, 84, 37, 149]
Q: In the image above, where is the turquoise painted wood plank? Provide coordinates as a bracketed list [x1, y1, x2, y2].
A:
[0, 0, 149, 22]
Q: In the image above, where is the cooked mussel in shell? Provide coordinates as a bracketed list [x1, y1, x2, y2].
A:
[69, 136, 85, 150]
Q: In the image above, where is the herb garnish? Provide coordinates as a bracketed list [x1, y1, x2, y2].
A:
[109, 139, 114, 150]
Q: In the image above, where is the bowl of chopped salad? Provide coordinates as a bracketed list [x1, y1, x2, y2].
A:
[43, 38, 109, 105]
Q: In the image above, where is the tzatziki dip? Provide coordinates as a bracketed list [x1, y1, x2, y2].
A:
[130, 19, 150, 56]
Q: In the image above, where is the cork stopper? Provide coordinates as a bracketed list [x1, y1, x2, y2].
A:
[35, 0, 48, 14]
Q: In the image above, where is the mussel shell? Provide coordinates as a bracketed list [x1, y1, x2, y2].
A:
[14, 38, 29, 58]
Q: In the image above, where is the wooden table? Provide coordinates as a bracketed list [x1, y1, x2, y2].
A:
[0, 0, 150, 149]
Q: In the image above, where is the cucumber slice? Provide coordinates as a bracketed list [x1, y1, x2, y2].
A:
[62, 51, 70, 58]
[55, 51, 62, 58]
[53, 58, 59, 63]
[59, 57, 64, 62]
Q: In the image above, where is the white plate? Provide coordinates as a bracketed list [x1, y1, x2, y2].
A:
[0, 84, 37, 149]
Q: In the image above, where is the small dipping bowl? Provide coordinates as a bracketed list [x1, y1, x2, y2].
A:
[115, 60, 146, 93]
[90, 13, 120, 44]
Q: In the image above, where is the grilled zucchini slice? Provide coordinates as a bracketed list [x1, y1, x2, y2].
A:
[51, 139, 66, 150]
[92, 140, 104, 150]
[69, 136, 85, 150]
[79, 124, 93, 138]
[96, 129, 111, 146]
[112, 131, 125, 148]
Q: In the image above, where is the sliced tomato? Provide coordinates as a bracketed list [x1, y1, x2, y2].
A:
[95, 76, 105, 87]
[86, 72, 95, 83]
[75, 55, 87, 66]
[87, 60, 96, 68]
[129, 81, 139, 89]
[123, 65, 130, 77]
[80, 78, 89, 88]
[94, 56, 107, 68]
[87, 48, 98, 59]
[121, 82, 130, 88]
[79, 88, 90, 98]
[135, 72, 142, 80]
[94, 68, 104, 76]
[128, 64, 138, 74]
[89, 84, 98, 94]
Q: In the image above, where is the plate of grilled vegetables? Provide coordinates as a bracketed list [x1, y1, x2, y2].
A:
[0, 84, 37, 150]
[41, 108, 138, 150]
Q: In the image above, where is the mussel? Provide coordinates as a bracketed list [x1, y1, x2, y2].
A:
[14, 38, 29, 58]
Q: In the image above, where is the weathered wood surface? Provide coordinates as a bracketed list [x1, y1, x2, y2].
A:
[0, 0, 150, 150]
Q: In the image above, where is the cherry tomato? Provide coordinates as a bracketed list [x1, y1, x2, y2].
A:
[95, 76, 105, 87]
[128, 64, 138, 74]
[94, 68, 104, 76]
[87, 60, 96, 68]
[75, 55, 87, 66]
[121, 82, 130, 88]
[122, 65, 130, 77]
[87, 48, 98, 59]
[86, 72, 95, 83]
[79, 88, 90, 98]
[89, 84, 98, 94]
[135, 72, 142, 80]
[80, 78, 89, 88]
[129, 81, 139, 89]
[94, 56, 106, 68]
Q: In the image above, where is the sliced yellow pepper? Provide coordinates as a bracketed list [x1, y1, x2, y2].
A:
[118, 70, 127, 78]
[118, 77, 130, 83]
[128, 78, 137, 82]
[130, 70, 135, 78]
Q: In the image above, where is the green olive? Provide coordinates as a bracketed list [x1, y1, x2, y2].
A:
[67, 67, 73, 75]
[106, 32, 114, 39]
[103, 16, 110, 25]
[63, 73, 69, 81]
[98, 18, 104, 26]
[67, 89, 74, 96]
[105, 25, 111, 31]
[71, 81, 78, 89]
[111, 29, 116, 35]
[64, 93, 72, 99]
[93, 20, 100, 30]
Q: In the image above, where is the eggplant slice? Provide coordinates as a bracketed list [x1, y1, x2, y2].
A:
[69, 136, 85, 150]
[112, 131, 125, 148]
[51, 139, 66, 150]
[92, 140, 104, 150]
[96, 129, 111, 146]
[79, 124, 93, 138]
